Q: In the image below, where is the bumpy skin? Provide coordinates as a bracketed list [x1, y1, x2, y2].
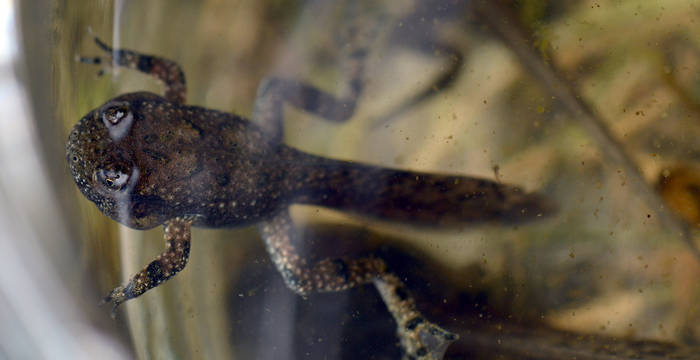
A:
[68, 91, 550, 230]
[68, 34, 551, 359]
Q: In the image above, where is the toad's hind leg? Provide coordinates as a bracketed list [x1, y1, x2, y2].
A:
[259, 210, 457, 359]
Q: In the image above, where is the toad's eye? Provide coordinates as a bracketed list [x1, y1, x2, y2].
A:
[102, 105, 131, 125]
[95, 169, 130, 191]
[100, 102, 134, 140]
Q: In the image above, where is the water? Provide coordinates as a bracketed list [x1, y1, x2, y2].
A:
[10, 0, 700, 358]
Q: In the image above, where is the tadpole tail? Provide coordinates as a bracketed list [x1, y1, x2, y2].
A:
[291, 154, 555, 227]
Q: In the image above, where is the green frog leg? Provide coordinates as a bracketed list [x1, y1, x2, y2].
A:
[102, 217, 192, 316]
[259, 210, 457, 359]
[79, 35, 187, 104]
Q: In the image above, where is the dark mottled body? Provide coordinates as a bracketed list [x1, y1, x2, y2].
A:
[68, 91, 547, 231]
[68, 31, 551, 360]
[69, 91, 287, 229]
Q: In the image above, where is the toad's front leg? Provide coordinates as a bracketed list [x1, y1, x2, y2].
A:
[102, 217, 193, 317]
[259, 210, 457, 359]
[79, 35, 187, 104]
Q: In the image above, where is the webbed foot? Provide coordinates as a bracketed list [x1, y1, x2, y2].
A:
[373, 274, 458, 359]
[99, 284, 131, 319]
[399, 317, 458, 359]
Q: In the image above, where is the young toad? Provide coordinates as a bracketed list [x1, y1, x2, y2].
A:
[67, 35, 551, 359]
